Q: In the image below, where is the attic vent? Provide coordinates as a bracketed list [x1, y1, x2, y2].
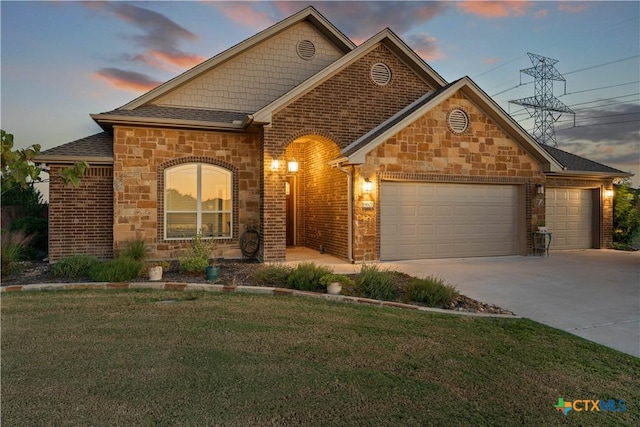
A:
[297, 40, 315, 60]
[448, 109, 469, 134]
[371, 63, 392, 86]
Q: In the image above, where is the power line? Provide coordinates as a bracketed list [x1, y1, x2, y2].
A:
[556, 118, 639, 132]
[473, 55, 525, 79]
[564, 54, 640, 75]
[560, 81, 640, 97]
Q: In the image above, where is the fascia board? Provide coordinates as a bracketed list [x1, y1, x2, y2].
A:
[35, 155, 113, 165]
[91, 114, 246, 132]
[545, 170, 634, 179]
[121, 7, 354, 111]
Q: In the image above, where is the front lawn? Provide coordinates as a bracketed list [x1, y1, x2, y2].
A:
[2, 290, 638, 426]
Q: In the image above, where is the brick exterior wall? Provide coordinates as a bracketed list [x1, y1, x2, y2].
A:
[546, 176, 614, 248]
[48, 165, 113, 261]
[113, 126, 261, 260]
[261, 44, 432, 261]
[355, 90, 547, 260]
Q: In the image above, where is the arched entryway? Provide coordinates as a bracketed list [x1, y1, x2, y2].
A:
[284, 134, 349, 260]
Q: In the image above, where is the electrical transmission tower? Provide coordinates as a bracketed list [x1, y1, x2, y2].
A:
[510, 52, 574, 146]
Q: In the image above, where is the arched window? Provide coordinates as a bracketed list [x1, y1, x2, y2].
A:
[164, 164, 232, 239]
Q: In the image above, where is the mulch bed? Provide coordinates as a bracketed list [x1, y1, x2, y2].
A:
[1, 260, 514, 315]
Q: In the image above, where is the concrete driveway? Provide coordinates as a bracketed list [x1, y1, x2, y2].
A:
[381, 250, 640, 357]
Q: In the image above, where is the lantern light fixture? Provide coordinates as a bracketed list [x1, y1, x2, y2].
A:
[288, 158, 299, 173]
[363, 178, 373, 193]
[271, 159, 280, 171]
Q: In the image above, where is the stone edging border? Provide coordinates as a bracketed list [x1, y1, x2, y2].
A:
[1, 282, 520, 319]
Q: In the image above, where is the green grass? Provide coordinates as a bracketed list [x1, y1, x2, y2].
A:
[2, 290, 638, 426]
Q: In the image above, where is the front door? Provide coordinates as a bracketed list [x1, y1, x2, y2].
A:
[286, 176, 295, 246]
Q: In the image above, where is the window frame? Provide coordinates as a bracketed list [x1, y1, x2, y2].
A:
[163, 163, 233, 241]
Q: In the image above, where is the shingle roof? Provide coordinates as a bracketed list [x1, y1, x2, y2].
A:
[98, 105, 251, 124]
[541, 144, 628, 174]
[37, 132, 113, 163]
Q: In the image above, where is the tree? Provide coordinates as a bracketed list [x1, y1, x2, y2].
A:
[1, 129, 89, 194]
[613, 179, 640, 247]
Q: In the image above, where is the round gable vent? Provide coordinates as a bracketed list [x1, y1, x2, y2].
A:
[448, 109, 469, 134]
[297, 40, 315, 60]
[371, 63, 392, 86]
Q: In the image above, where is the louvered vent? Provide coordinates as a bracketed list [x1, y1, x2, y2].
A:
[448, 109, 469, 134]
[297, 40, 315, 60]
[370, 63, 391, 86]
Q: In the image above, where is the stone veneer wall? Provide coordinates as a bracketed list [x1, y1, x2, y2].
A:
[113, 126, 261, 259]
[261, 45, 432, 261]
[48, 165, 114, 261]
[546, 176, 614, 248]
[354, 91, 547, 260]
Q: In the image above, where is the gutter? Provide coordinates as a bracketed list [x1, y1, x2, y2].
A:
[331, 160, 354, 263]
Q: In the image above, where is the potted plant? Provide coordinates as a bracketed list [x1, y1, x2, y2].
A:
[537, 221, 548, 233]
[205, 261, 220, 283]
[319, 273, 352, 295]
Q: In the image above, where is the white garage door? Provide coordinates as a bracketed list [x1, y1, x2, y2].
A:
[380, 182, 519, 260]
[546, 188, 592, 249]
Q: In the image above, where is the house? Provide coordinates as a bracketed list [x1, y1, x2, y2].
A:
[37, 6, 631, 263]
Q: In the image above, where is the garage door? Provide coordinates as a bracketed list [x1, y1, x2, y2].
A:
[546, 188, 592, 249]
[380, 182, 519, 260]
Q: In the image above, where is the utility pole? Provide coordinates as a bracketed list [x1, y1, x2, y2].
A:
[510, 52, 574, 146]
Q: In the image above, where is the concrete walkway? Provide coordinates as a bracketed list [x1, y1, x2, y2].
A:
[287, 248, 640, 357]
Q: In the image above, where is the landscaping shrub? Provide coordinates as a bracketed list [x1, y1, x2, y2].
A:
[50, 254, 101, 279]
[89, 258, 142, 282]
[1, 230, 34, 275]
[319, 273, 353, 290]
[118, 239, 149, 261]
[286, 262, 333, 292]
[251, 263, 292, 288]
[356, 264, 397, 301]
[8, 216, 47, 257]
[402, 276, 459, 307]
[179, 232, 217, 274]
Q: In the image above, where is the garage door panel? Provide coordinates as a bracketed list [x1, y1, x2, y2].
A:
[546, 188, 592, 250]
[381, 182, 519, 260]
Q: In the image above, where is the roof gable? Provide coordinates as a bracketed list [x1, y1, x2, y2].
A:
[36, 132, 113, 165]
[340, 77, 563, 171]
[119, 6, 355, 112]
[252, 28, 448, 124]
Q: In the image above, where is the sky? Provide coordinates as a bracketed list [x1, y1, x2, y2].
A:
[2, 1, 639, 195]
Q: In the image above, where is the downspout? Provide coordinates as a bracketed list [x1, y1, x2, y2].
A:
[334, 162, 355, 263]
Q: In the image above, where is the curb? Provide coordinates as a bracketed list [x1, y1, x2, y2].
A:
[1, 282, 520, 319]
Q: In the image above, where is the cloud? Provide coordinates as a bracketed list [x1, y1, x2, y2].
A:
[456, 1, 533, 18]
[534, 9, 548, 18]
[214, 1, 449, 45]
[559, 102, 640, 144]
[94, 68, 162, 92]
[558, 2, 591, 13]
[405, 33, 445, 61]
[483, 57, 501, 65]
[85, 2, 203, 72]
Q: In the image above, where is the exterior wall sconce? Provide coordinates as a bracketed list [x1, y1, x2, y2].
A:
[604, 189, 614, 198]
[536, 184, 545, 195]
[271, 159, 280, 171]
[363, 178, 373, 193]
[287, 158, 299, 173]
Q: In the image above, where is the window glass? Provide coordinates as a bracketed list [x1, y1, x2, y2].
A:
[165, 164, 232, 239]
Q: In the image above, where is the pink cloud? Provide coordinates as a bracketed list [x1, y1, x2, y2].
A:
[559, 2, 590, 13]
[211, 2, 276, 28]
[406, 33, 445, 61]
[148, 50, 206, 70]
[94, 68, 161, 93]
[535, 9, 548, 18]
[456, 1, 533, 18]
[483, 57, 501, 65]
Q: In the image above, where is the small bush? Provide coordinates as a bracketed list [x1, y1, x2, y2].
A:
[1, 230, 34, 275]
[356, 264, 397, 301]
[402, 276, 459, 307]
[319, 273, 353, 289]
[50, 254, 101, 279]
[179, 232, 217, 274]
[119, 239, 149, 261]
[251, 264, 292, 288]
[89, 258, 142, 282]
[286, 262, 333, 292]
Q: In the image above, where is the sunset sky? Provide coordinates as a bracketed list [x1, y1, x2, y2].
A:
[2, 1, 638, 189]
